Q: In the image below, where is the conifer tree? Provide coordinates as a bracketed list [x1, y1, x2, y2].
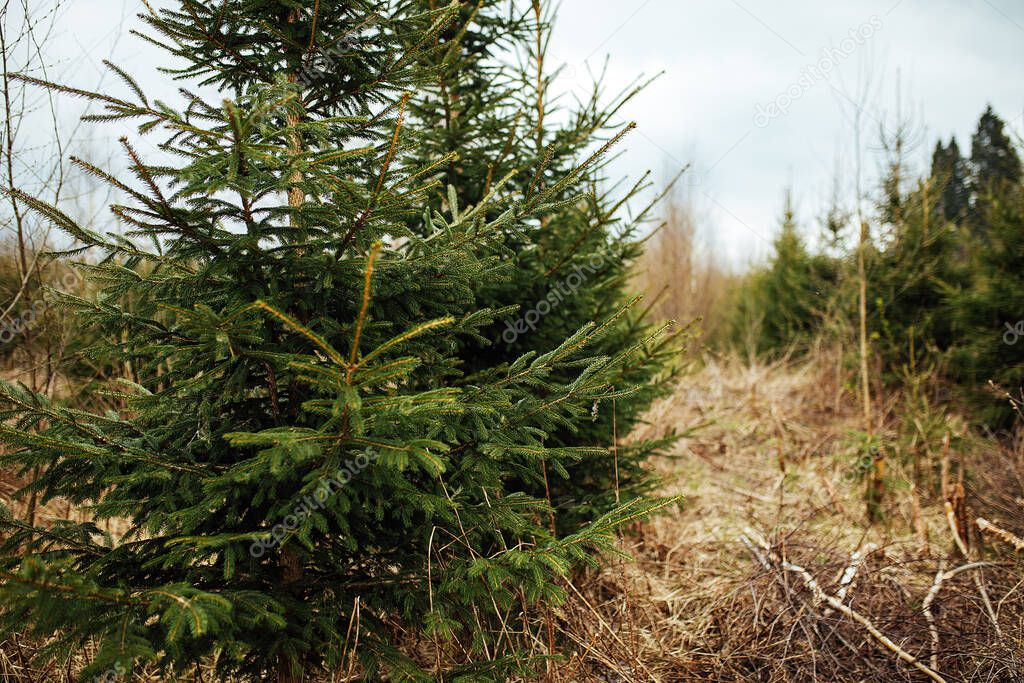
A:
[0, 2, 674, 679]
[728, 193, 836, 355]
[971, 106, 1022, 192]
[860, 110, 1020, 426]
[949, 176, 1024, 427]
[866, 176, 963, 375]
[969, 106, 1022, 232]
[930, 138, 970, 224]
[400, 1, 684, 534]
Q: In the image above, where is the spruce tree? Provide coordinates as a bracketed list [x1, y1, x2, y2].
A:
[728, 193, 836, 355]
[969, 106, 1022, 232]
[930, 138, 970, 224]
[0, 1, 674, 679]
[400, 1, 684, 534]
[949, 174, 1024, 428]
[866, 176, 963, 376]
[971, 106, 1022, 191]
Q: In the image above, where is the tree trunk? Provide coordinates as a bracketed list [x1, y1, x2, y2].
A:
[277, 546, 304, 683]
[858, 219, 883, 522]
[279, 18, 306, 680]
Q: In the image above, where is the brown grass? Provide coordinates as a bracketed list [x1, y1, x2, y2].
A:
[556, 349, 1024, 682]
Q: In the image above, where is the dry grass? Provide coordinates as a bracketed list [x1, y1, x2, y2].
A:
[556, 350, 1024, 682]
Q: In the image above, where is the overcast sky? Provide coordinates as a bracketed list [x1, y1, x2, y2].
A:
[19, 0, 1024, 266]
[550, 0, 1024, 264]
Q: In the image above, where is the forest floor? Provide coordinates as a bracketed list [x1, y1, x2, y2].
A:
[560, 352, 1024, 682]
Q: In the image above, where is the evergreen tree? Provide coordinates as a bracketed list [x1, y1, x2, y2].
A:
[867, 111, 1021, 427]
[0, 2, 673, 680]
[969, 106, 1022, 231]
[402, 1, 684, 534]
[728, 193, 836, 355]
[866, 177, 963, 376]
[971, 106, 1022, 191]
[930, 137, 970, 223]
[949, 175, 1024, 428]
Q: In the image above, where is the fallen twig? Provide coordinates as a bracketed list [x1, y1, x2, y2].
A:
[922, 561, 995, 670]
[831, 543, 877, 608]
[945, 501, 969, 558]
[944, 505, 1003, 637]
[741, 530, 949, 683]
[977, 518, 1024, 553]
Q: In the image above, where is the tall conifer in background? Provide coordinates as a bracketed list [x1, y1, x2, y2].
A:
[969, 106, 1022, 233]
[0, 1, 675, 679]
[930, 138, 970, 224]
[971, 107, 1022, 192]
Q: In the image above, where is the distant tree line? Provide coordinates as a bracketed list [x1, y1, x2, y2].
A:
[726, 106, 1024, 429]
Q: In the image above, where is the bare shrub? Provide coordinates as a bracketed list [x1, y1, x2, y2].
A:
[634, 191, 734, 346]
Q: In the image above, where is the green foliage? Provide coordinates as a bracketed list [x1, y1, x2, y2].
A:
[931, 138, 970, 224]
[889, 354, 967, 496]
[947, 178, 1024, 426]
[0, 1, 676, 680]
[971, 106, 1022, 196]
[401, 1, 686, 535]
[726, 193, 837, 356]
[968, 105, 1022, 234]
[720, 106, 1022, 431]
[870, 107, 1023, 426]
[865, 180, 966, 378]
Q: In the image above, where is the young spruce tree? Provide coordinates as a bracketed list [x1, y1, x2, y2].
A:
[727, 192, 836, 356]
[866, 162, 965, 377]
[0, 1, 673, 680]
[949, 172, 1024, 428]
[403, 1, 685, 534]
